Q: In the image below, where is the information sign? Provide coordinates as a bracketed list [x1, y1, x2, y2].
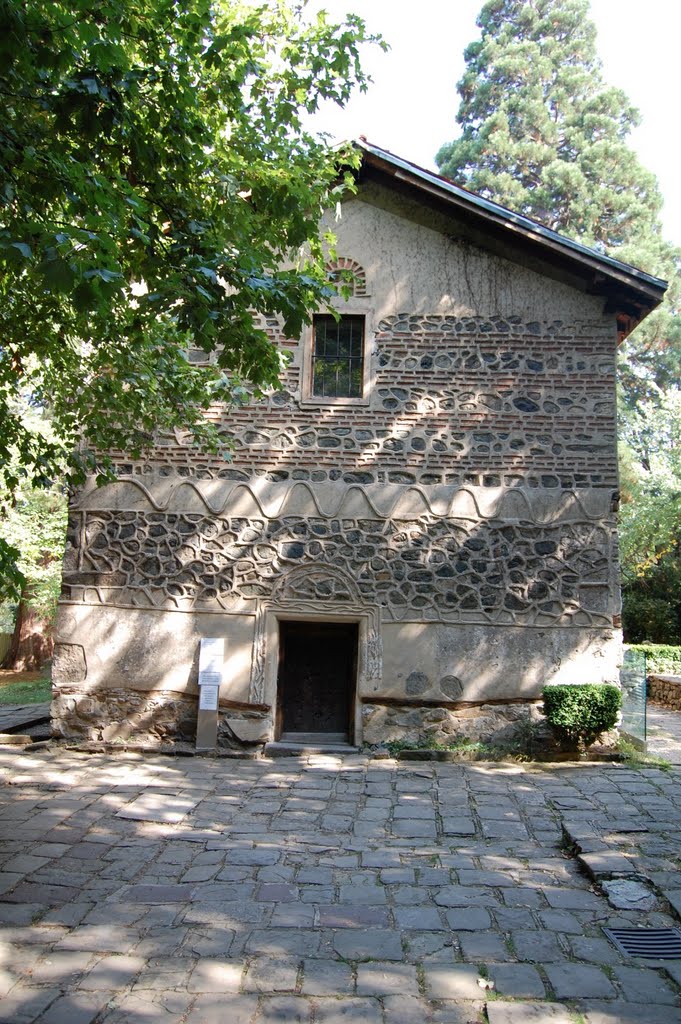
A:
[196, 638, 224, 750]
[199, 638, 224, 687]
[198, 685, 219, 712]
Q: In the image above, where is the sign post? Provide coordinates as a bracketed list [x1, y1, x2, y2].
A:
[196, 638, 224, 751]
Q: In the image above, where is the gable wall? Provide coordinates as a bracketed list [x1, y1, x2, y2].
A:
[53, 186, 623, 749]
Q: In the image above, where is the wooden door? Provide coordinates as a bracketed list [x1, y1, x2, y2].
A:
[277, 621, 357, 742]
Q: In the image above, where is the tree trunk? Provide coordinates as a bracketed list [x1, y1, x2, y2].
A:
[1, 589, 53, 671]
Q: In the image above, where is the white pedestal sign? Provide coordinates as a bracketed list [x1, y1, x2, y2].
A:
[196, 638, 224, 751]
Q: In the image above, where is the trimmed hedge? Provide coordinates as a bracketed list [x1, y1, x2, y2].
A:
[542, 684, 621, 748]
[625, 643, 681, 676]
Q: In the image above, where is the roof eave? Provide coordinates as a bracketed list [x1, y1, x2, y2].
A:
[353, 140, 667, 334]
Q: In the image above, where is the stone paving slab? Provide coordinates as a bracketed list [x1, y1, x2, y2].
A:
[0, 704, 51, 733]
[486, 1003, 573, 1024]
[648, 703, 681, 765]
[0, 747, 681, 1021]
[116, 793, 200, 823]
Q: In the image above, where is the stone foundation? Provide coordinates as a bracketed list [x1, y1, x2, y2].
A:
[648, 675, 681, 711]
[361, 700, 544, 748]
[53, 684, 551, 752]
[51, 688, 199, 745]
[52, 683, 626, 753]
[52, 687, 272, 749]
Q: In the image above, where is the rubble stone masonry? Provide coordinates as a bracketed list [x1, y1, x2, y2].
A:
[53, 186, 623, 747]
[648, 675, 681, 711]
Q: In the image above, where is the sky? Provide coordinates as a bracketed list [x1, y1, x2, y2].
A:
[303, 0, 681, 247]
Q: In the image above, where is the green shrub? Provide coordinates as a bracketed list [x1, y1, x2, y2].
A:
[542, 684, 622, 749]
[625, 643, 681, 676]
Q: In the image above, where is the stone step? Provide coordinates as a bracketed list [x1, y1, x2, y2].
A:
[265, 741, 360, 757]
[279, 732, 349, 743]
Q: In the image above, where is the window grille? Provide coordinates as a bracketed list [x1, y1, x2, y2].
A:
[312, 315, 364, 399]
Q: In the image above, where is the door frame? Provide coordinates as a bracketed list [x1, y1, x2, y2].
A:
[271, 611, 364, 744]
[250, 604, 382, 747]
[247, 564, 384, 747]
[276, 620, 359, 741]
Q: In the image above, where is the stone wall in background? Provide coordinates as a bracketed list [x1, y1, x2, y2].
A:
[648, 675, 681, 711]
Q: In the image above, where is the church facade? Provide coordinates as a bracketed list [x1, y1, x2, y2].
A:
[51, 141, 666, 750]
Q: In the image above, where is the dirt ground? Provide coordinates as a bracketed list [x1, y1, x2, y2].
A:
[0, 669, 47, 688]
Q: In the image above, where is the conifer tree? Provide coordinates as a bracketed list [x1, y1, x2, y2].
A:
[437, 0, 680, 642]
[436, 0, 680, 402]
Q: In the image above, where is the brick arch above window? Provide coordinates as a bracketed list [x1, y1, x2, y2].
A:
[325, 257, 369, 297]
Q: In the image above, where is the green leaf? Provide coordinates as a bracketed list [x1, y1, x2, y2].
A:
[11, 242, 32, 259]
[38, 257, 76, 292]
[83, 268, 123, 283]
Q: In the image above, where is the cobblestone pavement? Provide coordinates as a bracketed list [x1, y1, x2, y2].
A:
[1, 746, 680, 1023]
[647, 703, 681, 765]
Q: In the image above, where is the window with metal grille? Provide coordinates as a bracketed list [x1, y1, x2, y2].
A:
[312, 315, 364, 399]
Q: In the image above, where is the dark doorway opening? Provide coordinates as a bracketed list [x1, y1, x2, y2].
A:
[277, 621, 358, 743]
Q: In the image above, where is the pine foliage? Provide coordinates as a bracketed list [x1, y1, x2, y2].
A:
[436, 0, 680, 401]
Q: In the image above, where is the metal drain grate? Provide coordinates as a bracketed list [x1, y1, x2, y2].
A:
[604, 927, 681, 959]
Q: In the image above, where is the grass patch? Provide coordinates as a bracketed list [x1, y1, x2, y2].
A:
[385, 736, 508, 760]
[616, 737, 671, 772]
[0, 675, 52, 705]
[384, 721, 548, 761]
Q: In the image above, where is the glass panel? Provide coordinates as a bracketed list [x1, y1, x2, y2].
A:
[338, 334, 351, 357]
[620, 646, 647, 744]
[312, 316, 364, 398]
[316, 319, 329, 356]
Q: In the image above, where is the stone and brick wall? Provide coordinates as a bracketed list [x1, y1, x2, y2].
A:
[53, 185, 623, 748]
[62, 502, 614, 626]
[109, 312, 618, 490]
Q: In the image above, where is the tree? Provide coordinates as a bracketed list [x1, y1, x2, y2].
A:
[435, 0, 680, 404]
[0, 399, 68, 669]
[0, 483, 67, 670]
[0, 0, 381, 596]
[618, 389, 681, 643]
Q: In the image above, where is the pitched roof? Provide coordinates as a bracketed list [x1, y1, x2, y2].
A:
[354, 139, 667, 338]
